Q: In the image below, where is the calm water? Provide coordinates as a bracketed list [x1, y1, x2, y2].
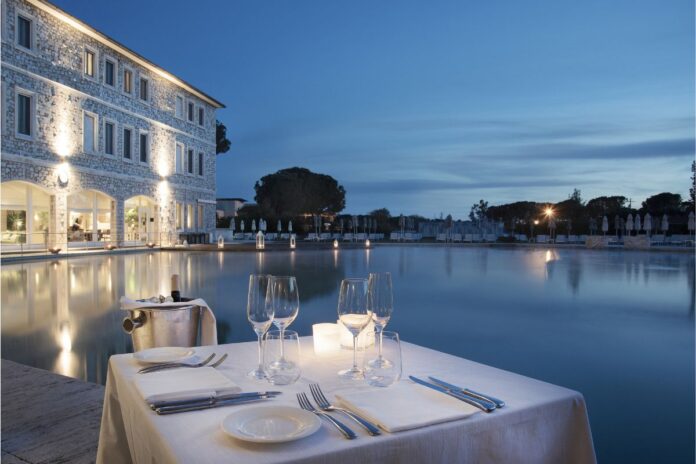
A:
[1, 246, 693, 462]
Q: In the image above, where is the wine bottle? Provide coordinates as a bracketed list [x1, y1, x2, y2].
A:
[171, 274, 181, 302]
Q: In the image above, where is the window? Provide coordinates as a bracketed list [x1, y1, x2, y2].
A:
[16, 90, 33, 138]
[187, 149, 193, 174]
[83, 112, 97, 153]
[84, 48, 95, 78]
[197, 152, 203, 176]
[175, 143, 184, 174]
[123, 127, 132, 160]
[175, 202, 183, 229]
[104, 121, 115, 155]
[139, 77, 149, 101]
[104, 58, 115, 87]
[198, 107, 204, 126]
[139, 132, 149, 163]
[186, 204, 193, 229]
[187, 101, 194, 122]
[175, 95, 184, 119]
[197, 205, 204, 229]
[16, 13, 32, 50]
[123, 68, 133, 94]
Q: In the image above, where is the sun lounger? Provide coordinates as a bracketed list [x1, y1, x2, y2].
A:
[452, 234, 462, 242]
[536, 235, 548, 244]
[343, 233, 354, 241]
[436, 233, 447, 242]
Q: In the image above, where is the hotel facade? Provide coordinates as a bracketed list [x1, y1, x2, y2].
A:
[1, 0, 224, 250]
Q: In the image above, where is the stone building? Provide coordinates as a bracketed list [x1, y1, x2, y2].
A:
[1, 0, 224, 250]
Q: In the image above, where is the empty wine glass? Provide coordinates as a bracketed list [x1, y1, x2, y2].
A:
[363, 331, 402, 387]
[367, 272, 393, 368]
[337, 278, 371, 380]
[268, 276, 299, 368]
[247, 274, 274, 379]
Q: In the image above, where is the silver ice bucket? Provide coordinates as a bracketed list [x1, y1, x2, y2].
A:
[122, 305, 201, 352]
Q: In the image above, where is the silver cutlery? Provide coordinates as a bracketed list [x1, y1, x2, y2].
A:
[138, 353, 216, 374]
[156, 394, 276, 415]
[210, 353, 228, 368]
[297, 393, 357, 440]
[150, 391, 282, 410]
[427, 376, 505, 408]
[409, 376, 496, 412]
[309, 384, 381, 436]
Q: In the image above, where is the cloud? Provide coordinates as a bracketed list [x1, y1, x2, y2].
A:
[506, 137, 695, 160]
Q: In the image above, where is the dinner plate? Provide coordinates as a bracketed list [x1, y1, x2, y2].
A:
[133, 347, 196, 364]
[221, 406, 321, 443]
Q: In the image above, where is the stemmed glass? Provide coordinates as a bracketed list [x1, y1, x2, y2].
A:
[246, 274, 274, 379]
[268, 276, 300, 368]
[367, 272, 393, 368]
[337, 278, 372, 380]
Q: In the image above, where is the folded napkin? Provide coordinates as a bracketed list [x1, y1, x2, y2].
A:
[120, 297, 217, 346]
[336, 381, 479, 432]
[134, 367, 240, 404]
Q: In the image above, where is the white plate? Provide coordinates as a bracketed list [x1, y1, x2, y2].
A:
[221, 406, 321, 443]
[133, 347, 196, 364]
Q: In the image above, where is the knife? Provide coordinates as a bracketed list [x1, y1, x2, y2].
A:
[427, 377, 505, 408]
[149, 391, 282, 410]
[409, 376, 496, 412]
[155, 395, 276, 415]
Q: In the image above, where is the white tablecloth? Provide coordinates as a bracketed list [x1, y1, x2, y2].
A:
[97, 338, 595, 464]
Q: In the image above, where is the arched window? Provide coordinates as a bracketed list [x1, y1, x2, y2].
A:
[67, 190, 112, 243]
[124, 195, 157, 243]
[1, 181, 50, 246]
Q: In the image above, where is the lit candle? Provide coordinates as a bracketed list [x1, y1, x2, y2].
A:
[338, 319, 375, 350]
[312, 323, 341, 354]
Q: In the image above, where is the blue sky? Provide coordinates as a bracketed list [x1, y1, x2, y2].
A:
[56, 0, 694, 218]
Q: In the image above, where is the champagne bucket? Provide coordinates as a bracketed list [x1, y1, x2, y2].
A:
[122, 305, 201, 352]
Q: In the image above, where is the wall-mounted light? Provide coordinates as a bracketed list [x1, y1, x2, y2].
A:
[57, 162, 70, 185]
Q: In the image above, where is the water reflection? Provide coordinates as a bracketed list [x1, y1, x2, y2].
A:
[1, 248, 694, 463]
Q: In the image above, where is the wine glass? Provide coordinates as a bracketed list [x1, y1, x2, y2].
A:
[268, 276, 299, 367]
[367, 272, 393, 368]
[246, 274, 274, 379]
[337, 278, 371, 380]
[363, 331, 402, 387]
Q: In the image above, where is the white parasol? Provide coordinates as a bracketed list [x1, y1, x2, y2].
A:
[661, 214, 668, 233]
[643, 213, 652, 236]
[626, 214, 634, 235]
[602, 216, 608, 235]
[277, 219, 282, 232]
[288, 221, 293, 233]
[634, 214, 641, 233]
[252, 220, 256, 232]
[240, 220, 245, 232]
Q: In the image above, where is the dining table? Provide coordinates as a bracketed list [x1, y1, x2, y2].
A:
[97, 337, 596, 464]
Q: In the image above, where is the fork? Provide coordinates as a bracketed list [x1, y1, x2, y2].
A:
[138, 353, 216, 374]
[309, 384, 381, 436]
[297, 393, 356, 440]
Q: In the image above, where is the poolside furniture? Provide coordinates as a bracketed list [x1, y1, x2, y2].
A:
[471, 234, 482, 242]
[567, 235, 578, 244]
[98, 336, 595, 464]
[517, 234, 528, 242]
[484, 234, 496, 243]
[650, 234, 665, 246]
[343, 233, 354, 241]
[264, 233, 276, 241]
[452, 233, 462, 242]
[463, 234, 473, 243]
[319, 233, 331, 241]
[243, 233, 254, 240]
[404, 232, 414, 241]
[332, 233, 342, 240]
[390, 232, 401, 241]
[555, 236, 568, 244]
[355, 233, 367, 241]
[280, 233, 290, 240]
[536, 235, 548, 244]
[305, 233, 318, 241]
[436, 233, 447, 242]
[578, 235, 588, 244]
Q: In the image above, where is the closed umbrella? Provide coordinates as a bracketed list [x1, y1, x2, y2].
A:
[251, 220, 256, 232]
[288, 221, 293, 233]
[261, 219, 267, 232]
[661, 214, 669, 233]
[602, 216, 608, 235]
[277, 219, 282, 232]
[688, 212, 695, 234]
[643, 213, 652, 236]
[626, 214, 634, 236]
[240, 220, 245, 232]
[634, 214, 641, 234]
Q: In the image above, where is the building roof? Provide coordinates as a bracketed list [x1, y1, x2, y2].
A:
[217, 198, 247, 202]
[29, 0, 225, 109]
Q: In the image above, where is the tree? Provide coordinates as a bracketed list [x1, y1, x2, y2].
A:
[369, 208, 391, 232]
[468, 199, 489, 223]
[585, 196, 627, 218]
[216, 120, 231, 155]
[568, 188, 583, 203]
[254, 167, 346, 217]
[641, 192, 682, 215]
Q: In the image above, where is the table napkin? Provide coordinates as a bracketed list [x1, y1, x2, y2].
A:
[336, 381, 479, 432]
[120, 297, 217, 346]
[134, 367, 240, 404]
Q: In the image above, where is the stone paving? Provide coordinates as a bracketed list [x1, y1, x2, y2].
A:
[1, 360, 104, 464]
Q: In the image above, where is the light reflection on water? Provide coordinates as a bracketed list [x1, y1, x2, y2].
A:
[1, 247, 693, 463]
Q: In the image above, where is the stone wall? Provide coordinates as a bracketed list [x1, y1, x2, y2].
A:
[1, 0, 221, 245]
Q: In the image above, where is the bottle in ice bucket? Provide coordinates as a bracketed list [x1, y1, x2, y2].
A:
[171, 274, 181, 302]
